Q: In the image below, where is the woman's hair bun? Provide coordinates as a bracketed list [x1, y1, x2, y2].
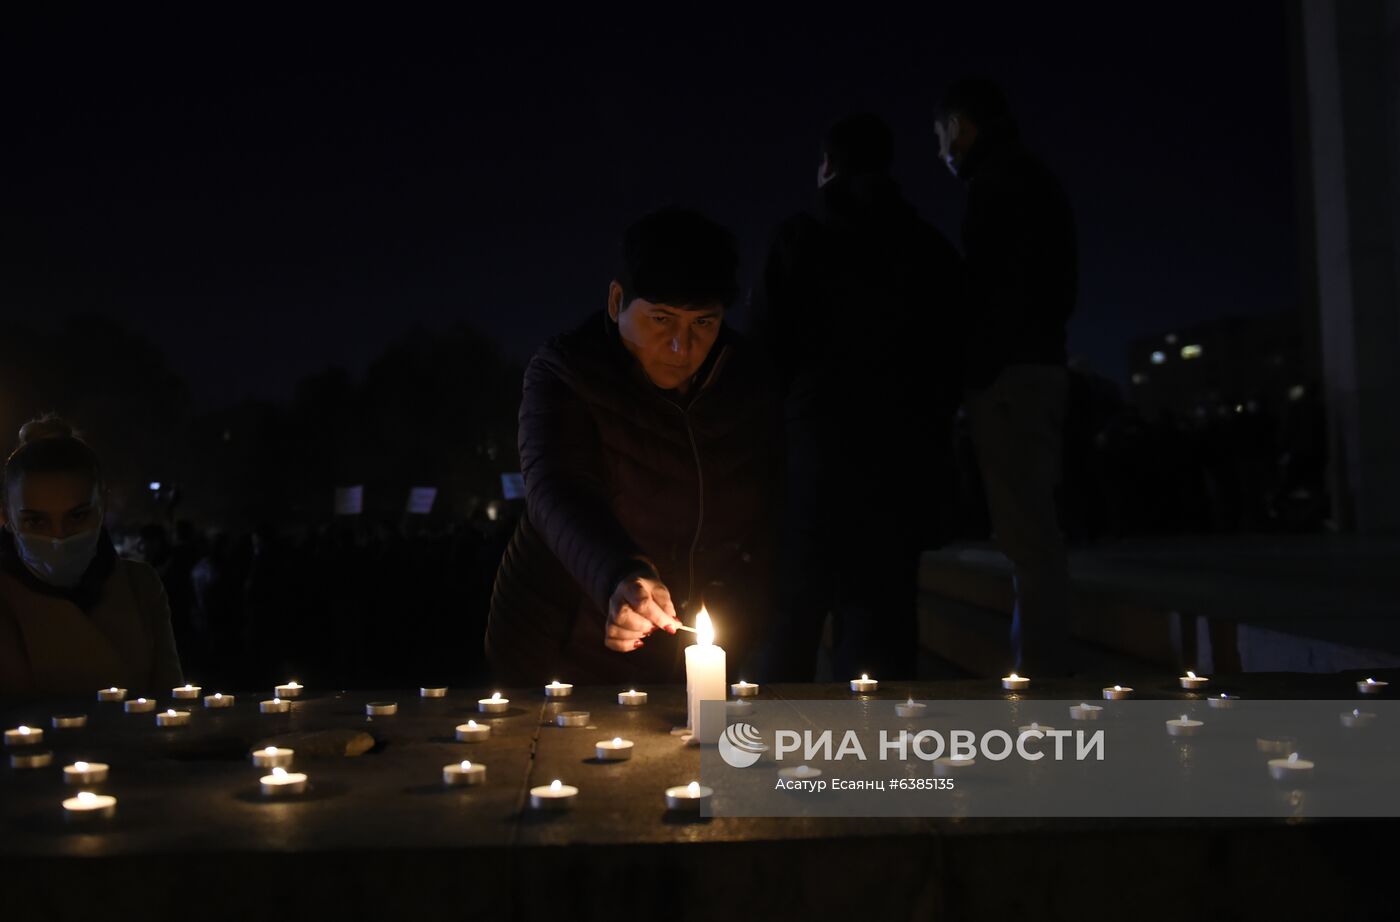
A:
[18, 414, 78, 446]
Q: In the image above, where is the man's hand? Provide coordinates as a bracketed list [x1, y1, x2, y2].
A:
[606, 576, 682, 651]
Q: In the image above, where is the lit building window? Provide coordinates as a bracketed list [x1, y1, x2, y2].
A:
[1150, 351, 1167, 365]
[1180, 344, 1203, 360]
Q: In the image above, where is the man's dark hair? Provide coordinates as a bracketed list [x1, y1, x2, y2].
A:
[821, 112, 894, 177]
[618, 206, 739, 310]
[938, 78, 1015, 131]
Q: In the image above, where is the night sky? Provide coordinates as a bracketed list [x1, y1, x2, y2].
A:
[4, 5, 1298, 409]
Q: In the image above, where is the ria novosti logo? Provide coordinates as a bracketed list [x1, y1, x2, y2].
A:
[718, 722, 767, 768]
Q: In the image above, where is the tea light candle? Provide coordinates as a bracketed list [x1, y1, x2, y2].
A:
[1357, 677, 1389, 695]
[1256, 736, 1297, 755]
[556, 710, 590, 727]
[529, 779, 578, 809]
[204, 693, 235, 709]
[51, 714, 87, 729]
[1179, 670, 1209, 690]
[1268, 752, 1314, 782]
[478, 692, 509, 714]
[63, 791, 116, 820]
[5, 725, 42, 747]
[778, 764, 823, 780]
[1165, 714, 1202, 737]
[10, 749, 53, 769]
[260, 766, 308, 797]
[172, 684, 201, 700]
[420, 687, 448, 698]
[934, 757, 975, 777]
[63, 761, 109, 785]
[456, 720, 491, 742]
[1102, 685, 1134, 700]
[544, 680, 573, 698]
[1018, 723, 1056, 735]
[1069, 702, 1103, 721]
[251, 746, 294, 769]
[260, 697, 291, 714]
[731, 680, 760, 698]
[595, 737, 634, 761]
[96, 687, 127, 702]
[124, 698, 156, 714]
[274, 681, 304, 699]
[365, 701, 398, 717]
[442, 760, 487, 787]
[1001, 673, 1029, 692]
[896, 698, 927, 718]
[1340, 708, 1375, 729]
[618, 689, 648, 707]
[156, 708, 191, 728]
[850, 674, 878, 693]
[1207, 693, 1237, 710]
[664, 780, 713, 811]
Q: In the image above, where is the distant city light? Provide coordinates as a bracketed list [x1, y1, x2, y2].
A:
[1150, 351, 1167, 365]
[148, 481, 161, 491]
[1180, 344, 1203, 360]
[1131, 373, 1148, 385]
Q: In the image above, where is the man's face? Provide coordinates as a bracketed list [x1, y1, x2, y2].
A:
[935, 114, 973, 176]
[608, 281, 724, 392]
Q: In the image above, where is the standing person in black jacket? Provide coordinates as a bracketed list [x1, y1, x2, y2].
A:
[935, 78, 1077, 674]
[752, 113, 962, 682]
[485, 207, 779, 686]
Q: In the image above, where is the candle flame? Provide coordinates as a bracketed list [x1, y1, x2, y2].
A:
[551, 779, 561, 790]
[1030, 723, 1039, 730]
[696, 607, 714, 646]
[273, 697, 282, 704]
[78, 792, 97, 803]
[1180, 714, 1188, 722]
[137, 698, 146, 703]
[17, 726, 29, 733]
[628, 689, 637, 694]
[461, 761, 470, 770]
[166, 709, 176, 716]
[1366, 677, 1376, 684]
[1354, 709, 1361, 716]
[468, 720, 477, 727]
[109, 687, 118, 692]
[861, 674, 869, 681]
[272, 767, 287, 777]
[907, 697, 915, 705]
[1186, 671, 1197, 679]
[1114, 685, 1122, 691]
[613, 737, 622, 745]
[74, 761, 88, 771]
[1221, 693, 1229, 698]
[214, 693, 222, 699]
[1079, 703, 1088, 708]
[265, 747, 277, 754]
[1288, 752, 1298, 763]
[492, 692, 502, 700]
[1009, 673, 1020, 680]
[184, 684, 193, 689]
[688, 781, 700, 793]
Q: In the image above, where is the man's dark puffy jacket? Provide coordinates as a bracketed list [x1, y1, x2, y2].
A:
[485, 312, 779, 685]
[958, 127, 1077, 388]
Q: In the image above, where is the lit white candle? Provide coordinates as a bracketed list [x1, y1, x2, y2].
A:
[1357, 677, 1389, 695]
[156, 708, 191, 728]
[617, 689, 648, 707]
[251, 746, 294, 769]
[478, 692, 509, 714]
[1018, 722, 1056, 735]
[124, 698, 156, 714]
[260, 697, 291, 714]
[544, 680, 573, 698]
[1069, 702, 1103, 721]
[1179, 670, 1209, 690]
[10, 749, 53, 769]
[442, 760, 487, 787]
[685, 608, 726, 744]
[420, 686, 448, 698]
[1268, 752, 1314, 782]
[274, 681, 304, 699]
[365, 701, 398, 717]
[1340, 708, 1375, 729]
[850, 674, 878, 693]
[664, 780, 713, 811]
[934, 757, 975, 777]
[1102, 685, 1134, 700]
[529, 778, 578, 809]
[260, 766, 309, 797]
[778, 764, 823, 780]
[896, 698, 927, 718]
[456, 720, 491, 742]
[63, 791, 117, 820]
[555, 710, 590, 727]
[595, 737, 634, 761]
[1207, 693, 1237, 709]
[63, 760, 109, 784]
[730, 680, 760, 698]
[204, 692, 235, 709]
[96, 686, 127, 702]
[1165, 714, 1202, 737]
[51, 714, 87, 729]
[172, 684, 201, 700]
[5, 725, 43, 747]
[1001, 673, 1029, 692]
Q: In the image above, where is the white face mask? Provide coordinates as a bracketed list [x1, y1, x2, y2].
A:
[11, 526, 101, 588]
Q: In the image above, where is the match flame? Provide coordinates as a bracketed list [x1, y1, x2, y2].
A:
[696, 607, 714, 646]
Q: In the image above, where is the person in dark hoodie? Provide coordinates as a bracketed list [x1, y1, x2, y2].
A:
[751, 113, 962, 681]
[935, 78, 1077, 674]
[485, 207, 779, 686]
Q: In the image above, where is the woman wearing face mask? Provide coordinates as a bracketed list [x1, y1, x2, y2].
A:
[0, 416, 183, 696]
